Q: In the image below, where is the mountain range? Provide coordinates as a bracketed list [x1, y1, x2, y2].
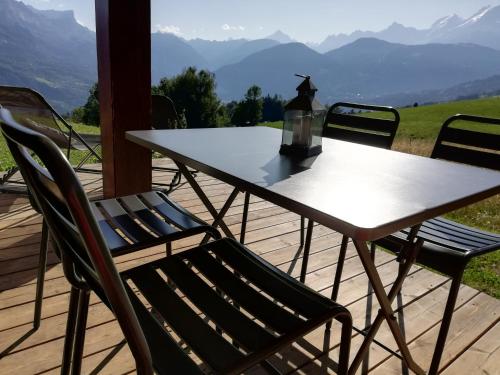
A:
[214, 38, 500, 103]
[1, 0, 500, 112]
[316, 5, 500, 52]
[0, 0, 96, 112]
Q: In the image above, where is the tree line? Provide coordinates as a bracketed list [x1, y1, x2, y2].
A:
[71, 67, 286, 128]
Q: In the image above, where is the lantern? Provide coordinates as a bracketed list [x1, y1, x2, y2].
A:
[279, 74, 325, 157]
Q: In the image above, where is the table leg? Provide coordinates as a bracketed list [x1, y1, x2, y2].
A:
[349, 237, 426, 375]
[175, 162, 237, 240]
[200, 187, 239, 244]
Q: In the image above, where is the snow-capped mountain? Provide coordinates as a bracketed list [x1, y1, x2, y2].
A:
[317, 5, 500, 52]
[429, 5, 500, 49]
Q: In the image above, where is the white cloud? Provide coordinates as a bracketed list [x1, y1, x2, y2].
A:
[221, 24, 245, 31]
[154, 24, 182, 36]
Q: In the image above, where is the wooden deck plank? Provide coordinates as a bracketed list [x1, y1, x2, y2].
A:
[370, 292, 499, 374]
[440, 321, 500, 375]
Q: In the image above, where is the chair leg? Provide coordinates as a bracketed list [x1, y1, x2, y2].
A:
[428, 274, 463, 375]
[299, 219, 314, 283]
[70, 289, 90, 375]
[337, 313, 352, 375]
[331, 235, 349, 301]
[240, 192, 251, 244]
[370, 242, 376, 261]
[166, 242, 172, 256]
[61, 287, 81, 375]
[300, 216, 305, 246]
[33, 220, 49, 330]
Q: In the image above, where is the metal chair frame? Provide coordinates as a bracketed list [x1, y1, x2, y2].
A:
[1, 108, 352, 375]
[296, 102, 400, 285]
[1, 96, 219, 330]
[0, 86, 102, 194]
[372, 114, 500, 374]
[151, 94, 196, 192]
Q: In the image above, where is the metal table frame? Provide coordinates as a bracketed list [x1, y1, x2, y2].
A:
[127, 127, 500, 375]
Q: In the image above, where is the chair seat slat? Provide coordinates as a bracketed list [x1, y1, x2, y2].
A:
[125, 285, 203, 375]
[128, 264, 245, 373]
[442, 127, 500, 151]
[185, 249, 305, 333]
[120, 195, 178, 237]
[433, 145, 500, 171]
[99, 199, 155, 243]
[159, 256, 277, 351]
[141, 191, 201, 230]
[326, 113, 396, 133]
[323, 127, 391, 148]
[430, 217, 500, 242]
[209, 240, 333, 319]
[413, 225, 493, 249]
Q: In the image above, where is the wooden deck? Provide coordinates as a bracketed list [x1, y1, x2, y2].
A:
[0, 159, 498, 374]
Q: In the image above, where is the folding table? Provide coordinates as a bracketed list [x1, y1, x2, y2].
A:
[127, 127, 500, 374]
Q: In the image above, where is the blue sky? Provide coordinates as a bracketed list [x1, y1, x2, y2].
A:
[22, 0, 500, 42]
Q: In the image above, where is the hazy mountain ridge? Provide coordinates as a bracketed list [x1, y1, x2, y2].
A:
[215, 38, 500, 104]
[371, 75, 500, 107]
[1, 0, 500, 112]
[186, 37, 279, 70]
[215, 43, 337, 100]
[317, 5, 500, 52]
[0, 0, 97, 112]
[152, 33, 209, 83]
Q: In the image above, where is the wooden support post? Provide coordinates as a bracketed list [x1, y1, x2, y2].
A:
[95, 0, 152, 197]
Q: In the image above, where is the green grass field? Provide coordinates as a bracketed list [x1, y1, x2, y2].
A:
[0, 97, 498, 297]
[262, 96, 500, 297]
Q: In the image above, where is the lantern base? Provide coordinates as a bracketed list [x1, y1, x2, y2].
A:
[279, 144, 322, 158]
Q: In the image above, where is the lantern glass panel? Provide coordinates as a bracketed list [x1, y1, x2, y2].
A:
[310, 109, 325, 149]
[280, 108, 325, 157]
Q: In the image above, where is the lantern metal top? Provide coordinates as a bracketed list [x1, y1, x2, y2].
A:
[285, 75, 324, 112]
[295, 74, 317, 94]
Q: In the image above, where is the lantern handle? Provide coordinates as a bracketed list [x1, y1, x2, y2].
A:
[294, 74, 310, 80]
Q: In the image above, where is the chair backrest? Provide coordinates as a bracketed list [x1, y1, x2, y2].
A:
[0, 108, 153, 372]
[0, 86, 71, 149]
[151, 94, 180, 130]
[431, 114, 500, 171]
[323, 102, 400, 149]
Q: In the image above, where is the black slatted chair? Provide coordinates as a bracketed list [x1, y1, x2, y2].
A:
[374, 114, 500, 375]
[151, 95, 197, 191]
[151, 95, 183, 190]
[0, 108, 352, 375]
[299, 102, 400, 288]
[2, 97, 220, 330]
[0, 86, 102, 193]
[323, 102, 400, 148]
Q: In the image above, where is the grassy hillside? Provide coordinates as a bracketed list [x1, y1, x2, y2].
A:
[262, 96, 500, 297]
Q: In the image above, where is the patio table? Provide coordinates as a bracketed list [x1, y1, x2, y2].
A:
[126, 126, 500, 374]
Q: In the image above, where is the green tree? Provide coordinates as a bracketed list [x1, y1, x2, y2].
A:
[154, 67, 223, 128]
[71, 83, 100, 126]
[230, 85, 263, 126]
[262, 94, 285, 122]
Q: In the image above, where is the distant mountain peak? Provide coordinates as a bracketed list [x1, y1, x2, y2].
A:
[459, 5, 493, 27]
[387, 22, 406, 29]
[266, 30, 295, 44]
[431, 14, 464, 29]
